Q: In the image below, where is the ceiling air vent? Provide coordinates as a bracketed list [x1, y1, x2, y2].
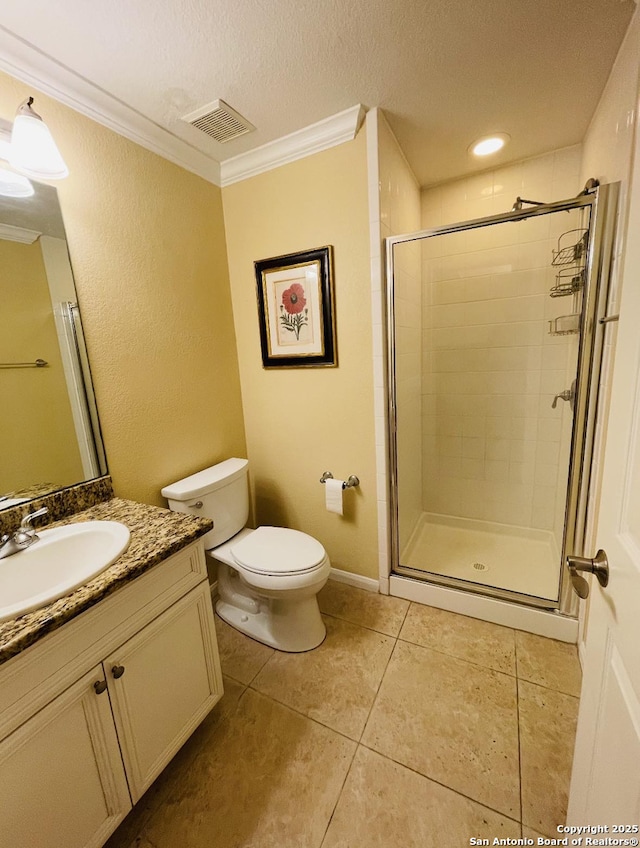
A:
[181, 99, 255, 144]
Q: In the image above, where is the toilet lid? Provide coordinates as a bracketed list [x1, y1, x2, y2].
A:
[231, 526, 326, 576]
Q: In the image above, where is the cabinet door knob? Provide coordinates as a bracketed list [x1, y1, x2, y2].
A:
[111, 664, 125, 679]
[94, 679, 108, 695]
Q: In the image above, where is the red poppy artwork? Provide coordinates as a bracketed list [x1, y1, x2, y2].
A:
[254, 246, 336, 368]
[279, 281, 308, 340]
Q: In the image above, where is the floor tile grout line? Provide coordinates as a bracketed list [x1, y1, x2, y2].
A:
[246, 649, 276, 686]
[228, 630, 401, 746]
[220, 634, 580, 700]
[357, 631, 400, 744]
[516, 674, 581, 700]
[245, 682, 364, 745]
[398, 599, 412, 633]
[356, 739, 523, 826]
[515, 654, 524, 827]
[395, 632, 579, 697]
[396, 633, 518, 678]
[223, 670, 253, 687]
[319, 608, 408, 639]
[318, 742, 361, 848]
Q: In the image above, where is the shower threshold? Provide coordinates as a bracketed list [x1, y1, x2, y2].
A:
[400, 513, 561, 603]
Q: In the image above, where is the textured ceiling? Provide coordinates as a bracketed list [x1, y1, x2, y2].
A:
[0, 0, 634, 186]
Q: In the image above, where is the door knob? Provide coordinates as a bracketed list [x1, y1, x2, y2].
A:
[93, 679, 107, 695]
[566, 550, 609, 599]
[111, 664, 125, 679]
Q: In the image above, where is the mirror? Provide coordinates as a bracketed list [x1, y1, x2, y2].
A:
[0, 180, 107, 509]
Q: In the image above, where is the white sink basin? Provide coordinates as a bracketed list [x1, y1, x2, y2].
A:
[0, 520, 131, 623]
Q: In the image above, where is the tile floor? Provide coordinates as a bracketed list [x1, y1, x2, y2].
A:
[105, 580, 582, 848]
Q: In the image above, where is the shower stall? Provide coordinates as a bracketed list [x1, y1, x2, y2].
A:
[385, 181, 618, 622]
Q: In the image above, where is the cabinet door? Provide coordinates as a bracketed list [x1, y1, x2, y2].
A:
[0, 665, 131, 848]
[105, 581, 223, 802]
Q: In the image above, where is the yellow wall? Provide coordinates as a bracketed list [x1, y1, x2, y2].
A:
[0, 71, 246, 506]
[223, 131, 379, 578]
[0, 238, 83, 491]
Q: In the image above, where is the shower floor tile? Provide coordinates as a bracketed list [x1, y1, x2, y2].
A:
[401, 512, 560, 601]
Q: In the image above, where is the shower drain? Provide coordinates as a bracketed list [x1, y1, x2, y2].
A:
[472, 562, 489, 572]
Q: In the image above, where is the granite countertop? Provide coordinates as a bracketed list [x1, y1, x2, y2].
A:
[0, 498, 213, 666]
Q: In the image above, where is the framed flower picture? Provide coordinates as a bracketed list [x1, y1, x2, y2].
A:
[254, 246, 337, 368]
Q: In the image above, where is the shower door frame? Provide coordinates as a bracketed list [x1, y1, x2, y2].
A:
[385, 182, 618, 615]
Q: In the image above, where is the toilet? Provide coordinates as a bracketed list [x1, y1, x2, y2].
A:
[161, 458, 330, 652]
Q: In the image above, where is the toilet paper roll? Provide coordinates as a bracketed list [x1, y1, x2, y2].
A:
[325, 478, 344, 515]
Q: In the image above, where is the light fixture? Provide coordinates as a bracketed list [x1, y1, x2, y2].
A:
[8, 97, 68, 180]
[470, 133, 510, 157]
[0, 166, 34, 198]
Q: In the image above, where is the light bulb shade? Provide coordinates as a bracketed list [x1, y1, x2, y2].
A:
[0, 166, 34, 198]
[9, 98, 68, 180]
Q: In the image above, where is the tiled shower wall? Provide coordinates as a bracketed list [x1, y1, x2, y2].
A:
[418, 147, 584, 547]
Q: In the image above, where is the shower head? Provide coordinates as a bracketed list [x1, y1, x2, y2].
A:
[511, 196, 546, 212]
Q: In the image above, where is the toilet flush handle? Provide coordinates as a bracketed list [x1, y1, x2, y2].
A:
[193, 501, 203, 509]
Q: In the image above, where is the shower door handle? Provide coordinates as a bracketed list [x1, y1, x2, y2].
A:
[566, 550, 609, 599]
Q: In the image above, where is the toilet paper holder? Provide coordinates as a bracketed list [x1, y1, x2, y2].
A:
[319, 471, 359, 489]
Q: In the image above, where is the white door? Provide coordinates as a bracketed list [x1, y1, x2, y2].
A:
[567, 136, 640, 822]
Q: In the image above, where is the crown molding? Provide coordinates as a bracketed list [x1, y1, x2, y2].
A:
[0, 222, 41, 243]
[220, 104, 367, 187]
[0, 25, 221, 186]
[0, 27, 366, 190]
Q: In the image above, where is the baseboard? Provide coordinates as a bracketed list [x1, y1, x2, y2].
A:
[329, 567, 379, 593]
[212, 571, 378, 598]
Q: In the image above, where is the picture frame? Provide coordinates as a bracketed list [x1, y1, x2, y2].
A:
[254, 246, 337, 368]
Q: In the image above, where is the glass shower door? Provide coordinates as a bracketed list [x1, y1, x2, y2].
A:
[388, 190, 611, 608]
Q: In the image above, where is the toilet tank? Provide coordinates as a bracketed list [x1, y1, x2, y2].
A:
[161, 458, 249, 549]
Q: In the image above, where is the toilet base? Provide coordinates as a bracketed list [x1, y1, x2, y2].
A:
[216, 595, 326, 653]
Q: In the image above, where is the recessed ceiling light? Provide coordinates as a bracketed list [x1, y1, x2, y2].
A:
[470, 133, 510, 157]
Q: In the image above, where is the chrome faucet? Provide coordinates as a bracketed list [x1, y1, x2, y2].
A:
[0, 507, 49, 560]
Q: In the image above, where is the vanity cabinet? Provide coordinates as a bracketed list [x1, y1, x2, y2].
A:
[0, 539, 223, 848]
[102, 581, 220, 802]
[0, 663, 131, 848]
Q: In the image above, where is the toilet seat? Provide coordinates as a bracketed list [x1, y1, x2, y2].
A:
[231, 526, 326, 577]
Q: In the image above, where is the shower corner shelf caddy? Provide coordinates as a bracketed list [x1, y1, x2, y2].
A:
[551, 228, 589, 267]
[548, 313, 581, 336]
[550, 267, 585, 298]
[548, 227, 588, 336]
